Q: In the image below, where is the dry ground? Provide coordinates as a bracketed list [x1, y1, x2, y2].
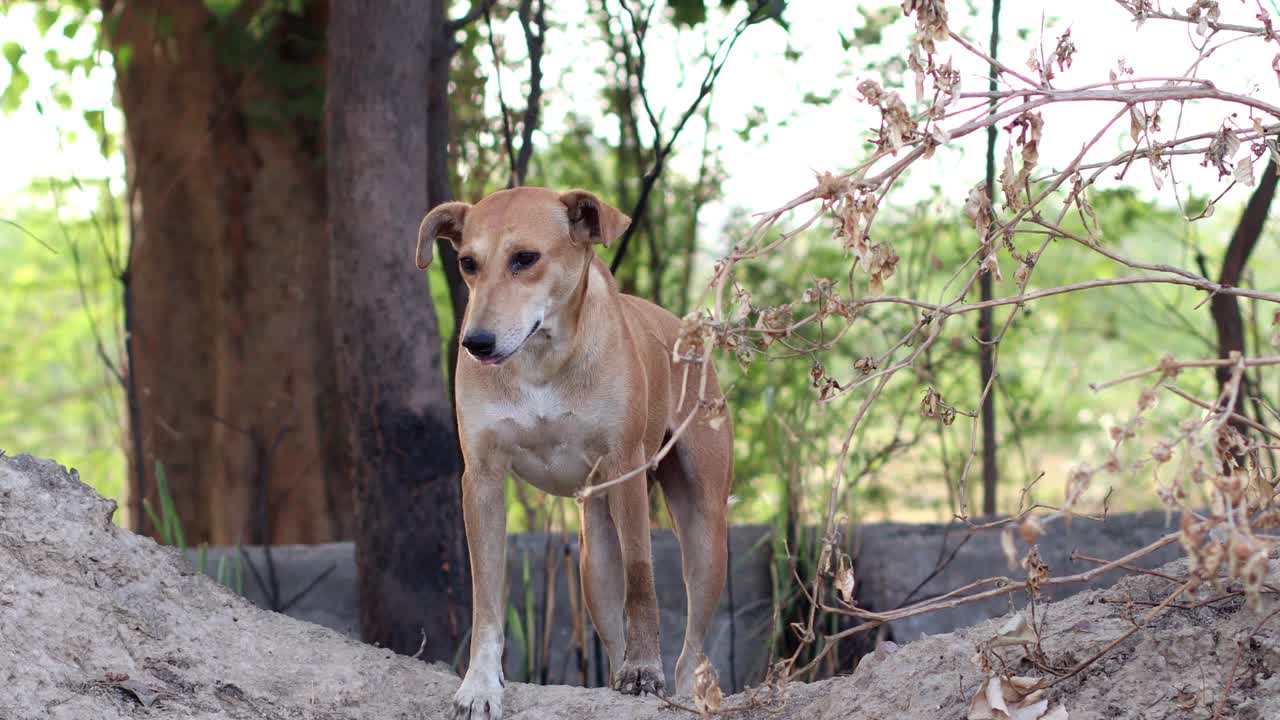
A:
[2, 454, 1278, 719]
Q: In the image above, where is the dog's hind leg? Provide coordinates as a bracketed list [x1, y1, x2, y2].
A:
[578, 494, 626, 681]
[658, 431, 731, 698]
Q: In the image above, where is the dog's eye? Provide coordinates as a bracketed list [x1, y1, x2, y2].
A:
[459, 256, 478, 275]
[510, 251, 541, 273]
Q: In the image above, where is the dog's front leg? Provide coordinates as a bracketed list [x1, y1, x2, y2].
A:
[454, 463, 507, 720]
[606, 451, 666, 696]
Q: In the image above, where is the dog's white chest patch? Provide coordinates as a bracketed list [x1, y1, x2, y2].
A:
[486, 385, 607, 497]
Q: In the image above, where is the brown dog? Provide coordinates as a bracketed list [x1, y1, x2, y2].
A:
[417, 187, 733, 719]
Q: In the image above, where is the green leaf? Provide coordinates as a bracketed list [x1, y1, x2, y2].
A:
[847, 6, 899, 49]
[754, 0, 788, 28]
[523, 550, 534, 679]
[2, 42, 23, 68]
[142, 499, 165, 542]
[83, 109, 105, 138]
[34, 7, 60, 36]
[204, 0, 241, 19]
[154, 461, 186, 551]
[216, 553, 231, 584]
[63, 20, 83, 40]
[670, 0, 706, 27]
[506, 605, 526, 669]
[801, 90, 837, 106]
[1, 69, 29, 113]
[114, 44, 134, 75]
[154, 14, 174, 39]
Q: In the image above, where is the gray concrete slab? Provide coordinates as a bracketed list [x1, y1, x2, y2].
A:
[187, 525, 775, 693]
[849, 512, 1182, 642]
[185, 513, 1183, 692]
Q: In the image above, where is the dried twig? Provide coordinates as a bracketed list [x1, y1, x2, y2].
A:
[1212, 604, 1280, 719]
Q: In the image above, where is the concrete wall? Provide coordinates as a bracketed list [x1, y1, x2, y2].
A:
[190, 526, 774, 692]
[187, 513, 1181, 693]
[849, 512, 1181, 642]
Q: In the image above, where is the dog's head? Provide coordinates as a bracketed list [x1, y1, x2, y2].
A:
[416, 187, 630, 365]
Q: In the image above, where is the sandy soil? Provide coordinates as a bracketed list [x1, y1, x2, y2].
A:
[2, 453, 1277, 719]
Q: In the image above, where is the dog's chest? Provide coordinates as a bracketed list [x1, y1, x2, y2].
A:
[487, 385, 614, 496]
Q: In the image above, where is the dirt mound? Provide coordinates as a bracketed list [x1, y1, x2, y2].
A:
[2, 453, 1278, 719]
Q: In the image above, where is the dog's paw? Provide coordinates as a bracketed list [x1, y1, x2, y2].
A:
[612, 661, 665, 696]
[453, 673, 503, 720]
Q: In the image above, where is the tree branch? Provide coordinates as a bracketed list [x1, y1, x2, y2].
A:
[512, 0, 546, 185]
[609, 4, 760, 274]
[448, 0, 500, 32]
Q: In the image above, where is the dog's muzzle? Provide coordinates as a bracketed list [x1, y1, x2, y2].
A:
[464, 321, 542, 366]
[462, 330, 498, 360]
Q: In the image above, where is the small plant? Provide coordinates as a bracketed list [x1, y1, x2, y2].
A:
[216, 550, 245, 596]
[141, 460, 244, 595]
[141, 461, 185, 551]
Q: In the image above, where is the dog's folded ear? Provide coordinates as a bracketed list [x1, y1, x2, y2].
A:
[560, 190, 631, 247]
[416, 202, 470, 269]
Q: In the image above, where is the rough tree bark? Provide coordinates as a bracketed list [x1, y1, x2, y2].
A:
[107, 0, 352, 544]
[327, 0, 469, 663]
[430, 12, 468, 399]
[1211, 157, 1278, 428]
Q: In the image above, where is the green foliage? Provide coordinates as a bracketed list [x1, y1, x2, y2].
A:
[215, 550, 246, 595]
[5, 0, 1277, 554]
[141, 462, 246, 595]
[505, 604, 527, 676]
[143, 462, 186, 550]
[2, 41, 30, 111]
[716, 182, 1261, 525]
[523, 550, 535, 680]
[2, 2, 115, 156]
[669, 0, 708, 27]
[204, 0, 243, 19]
[839, 5, 900, 50]
[0, 182, 125, 505]
[208, 0, 325, 134]
[668, 0, 789, 28]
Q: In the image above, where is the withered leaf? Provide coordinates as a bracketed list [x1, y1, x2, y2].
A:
[968, 674, 1055, 720]
[835, 553, 856, 606]
[985, 612, 1039, 649]
[1234, 154, 1256, 187]
[1019, 516, 1043, 545]
[1001, 528, 1019, 571]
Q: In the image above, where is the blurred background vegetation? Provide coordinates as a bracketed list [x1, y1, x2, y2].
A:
[8, 0, 1280, 680]
[3, 0, 1273, 536]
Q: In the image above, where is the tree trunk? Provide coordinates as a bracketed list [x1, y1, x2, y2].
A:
[1212, 157, 1278, 427]
[108, 0, 352, 545]
[428, 23, 468, 398]
[327, 0, 469, 663]
[978, 0, 1002, 517]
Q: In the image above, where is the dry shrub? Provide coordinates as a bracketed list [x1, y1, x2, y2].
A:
[616, 1, 1280, 715]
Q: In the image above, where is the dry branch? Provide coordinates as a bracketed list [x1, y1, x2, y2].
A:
[587, 2, 1280, 710]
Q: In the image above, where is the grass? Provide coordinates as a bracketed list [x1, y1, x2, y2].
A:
[143, 461, 243, 595]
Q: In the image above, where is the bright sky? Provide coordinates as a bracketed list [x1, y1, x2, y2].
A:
[2, 1, 1278, 230]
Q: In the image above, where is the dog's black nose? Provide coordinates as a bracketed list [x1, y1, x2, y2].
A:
[462, 330, 498, 358]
